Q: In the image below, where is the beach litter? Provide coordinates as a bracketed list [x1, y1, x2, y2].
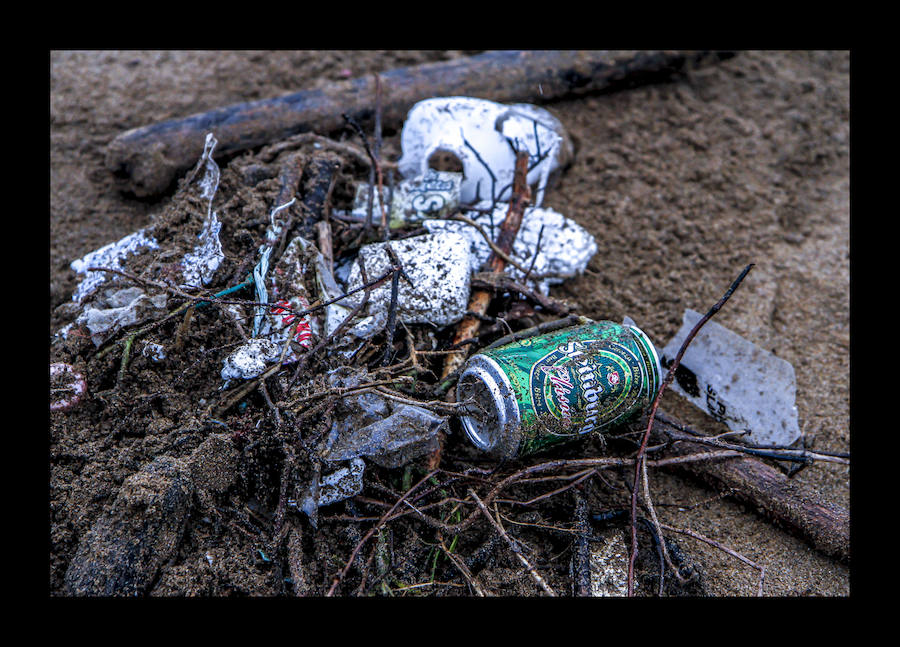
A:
[50, 50, 850, 599]
[660, 308, 802, 447]
[397, 96, 572, 205]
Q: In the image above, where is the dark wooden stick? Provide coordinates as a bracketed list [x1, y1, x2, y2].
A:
[651, 415, 850, 563]
[106, 50, 736, 197]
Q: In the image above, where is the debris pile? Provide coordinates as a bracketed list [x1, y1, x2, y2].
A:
[51, 90, 838, 598]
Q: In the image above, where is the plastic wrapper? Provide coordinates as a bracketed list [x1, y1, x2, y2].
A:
[74, 286, 168, 347]
[60, 132, 225, 344]
[325, 404, 446, 469]
[344, 169, 463, 227]
[69, 230, 160, 305]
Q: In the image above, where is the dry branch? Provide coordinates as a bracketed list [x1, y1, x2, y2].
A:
[106, 50, 736, 197]
[441, 150, 532, 381]
[651, 416, 850, 563]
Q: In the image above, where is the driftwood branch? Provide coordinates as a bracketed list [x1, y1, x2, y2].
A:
[106, 50, 735, 197]
[651, 415, 850, 563]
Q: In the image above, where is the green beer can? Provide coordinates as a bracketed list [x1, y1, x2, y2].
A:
[457, 320, 662, 458]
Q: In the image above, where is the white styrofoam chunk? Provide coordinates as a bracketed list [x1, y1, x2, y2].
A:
[660, 309, 801, 447]
[398, 97, 571, 205]
[343, 232, 472, 327]
[70, 229, 159, 303]
[220, 338, 281, 382]
[423, 204, 597, 294]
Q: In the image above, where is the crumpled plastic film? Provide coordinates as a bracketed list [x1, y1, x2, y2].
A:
[70, 230, 159, 304]
[180, 133, 225, 288]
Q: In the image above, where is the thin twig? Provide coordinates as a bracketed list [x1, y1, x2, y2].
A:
[627, 264, 754, 596]
[470, 490, 557, 596]
[326, 469, 439, 596]
[660, 523, 766, 596]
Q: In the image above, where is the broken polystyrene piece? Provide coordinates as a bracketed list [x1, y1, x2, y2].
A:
[296, 458, 366, 520]
[660, 309, 802, 447]
[70, 229, 159, 304]
[180, 133, 225, 288]
[423, 204, 597, 294]
[220, 338, 281, 382]
[75, 286, 168, 347]
[141, 341, 167, 362]
[589, 528, 631, 597]
[346, 169, 463, 226]
[343, 232, 472, 328]
[325, 403, 447, 469]
[398, 97, 573, 205]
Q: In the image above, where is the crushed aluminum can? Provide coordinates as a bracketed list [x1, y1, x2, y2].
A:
[397, 96, 573, 205]
[457, 320, 662, 458]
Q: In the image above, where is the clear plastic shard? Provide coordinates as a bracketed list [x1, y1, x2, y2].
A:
[180, 133, 225, 288]
[660, 309, 802, 447]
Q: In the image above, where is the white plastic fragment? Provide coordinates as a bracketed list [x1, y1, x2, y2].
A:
[342, 232, 472, 328]
[220, 338, 281, 382]
[346, 169, 463, 226]
[398, 97, 572, 205]
[75, 286, 168, 346]
[70, 229, 159, 304]
[180, 133, 225, 288]
[141, 341, 167, 362]
[660, 309, 802, 447]
[296, 458, 366, 520]
[424, 204, 597, 294]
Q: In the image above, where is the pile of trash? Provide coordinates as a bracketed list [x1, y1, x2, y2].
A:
[52, 96, 803, 597]
[55, 97, 603, 508]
